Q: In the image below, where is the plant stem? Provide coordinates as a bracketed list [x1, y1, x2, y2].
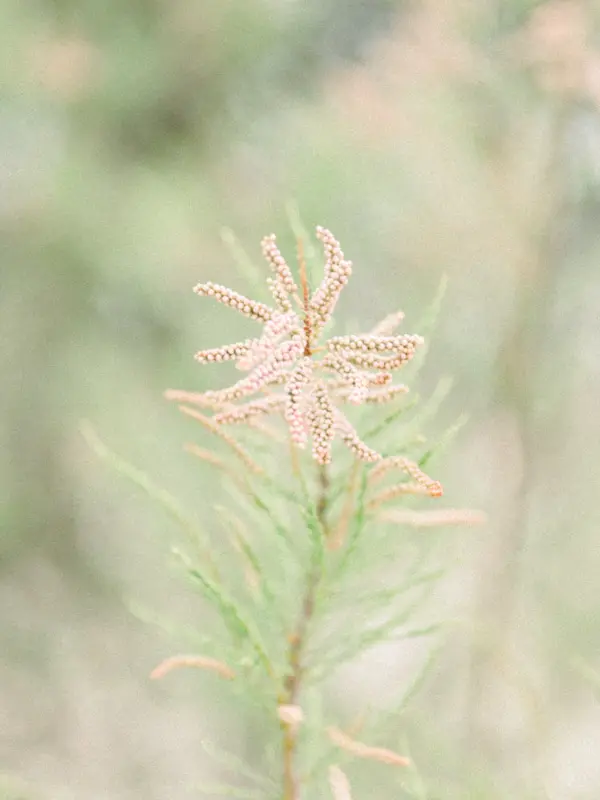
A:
[280, 463, 329, 799]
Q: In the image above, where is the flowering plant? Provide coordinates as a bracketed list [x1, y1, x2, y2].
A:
[166, 227, 443, 495]
[90, 225, 482, 799]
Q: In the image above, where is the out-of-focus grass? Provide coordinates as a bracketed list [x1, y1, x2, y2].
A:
[2, 1, 600, 798]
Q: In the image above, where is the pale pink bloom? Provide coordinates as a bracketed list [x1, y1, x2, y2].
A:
[202, 334, 305, 404]
[194, 339, 254, 365]
[343, 341, 423, 370]
[170, 225, 441, 485]
[261, 234, 300, 298]
[335, 412, 382, 463]
[266, 276, 293, 312]
[322, 354, 369, 405]
[328, 334, 419, 352]
[193, 281, 274, 323]
[285, 357, 313, 447]
[309, 382, 336, 465]
[237, 311, 301, 371]
[311, 227, 352, 331]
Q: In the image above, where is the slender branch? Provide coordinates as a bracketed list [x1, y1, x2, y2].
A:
[281, 239, 324, 800]
[316, 462, 330, 524]
[280, 463, 330, 799]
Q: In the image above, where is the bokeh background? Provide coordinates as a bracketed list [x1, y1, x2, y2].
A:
[2, 1, 600, 798]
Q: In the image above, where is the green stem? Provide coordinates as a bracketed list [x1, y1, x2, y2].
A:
[280, 463, 329, 799]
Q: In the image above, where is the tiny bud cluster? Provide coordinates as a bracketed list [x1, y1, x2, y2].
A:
[266, 276, 292, 312]
[237, 311, 301, 371]
[285, 357, 313, 447]
[336, 414, 381, 463]
[309, 382, 335, 465]
[193, 282, 274, 322]
[311, 227, 352, 330]
[328, 335, 414, 353]
[346, 354, 416, 371]
[203, 335, 305, 405]
[323, 354, 368, 405]
[261, 234, 299, 297]
[195, 340, 253, 365]
[346, 335, 423, 368]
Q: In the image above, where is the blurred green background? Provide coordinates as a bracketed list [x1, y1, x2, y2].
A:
[2, 1, 600, 798]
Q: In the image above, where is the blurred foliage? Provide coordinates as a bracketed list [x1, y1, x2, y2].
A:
[2, 0, 600, 798]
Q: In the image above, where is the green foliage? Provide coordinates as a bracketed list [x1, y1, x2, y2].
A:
[80, 422, 215, 564]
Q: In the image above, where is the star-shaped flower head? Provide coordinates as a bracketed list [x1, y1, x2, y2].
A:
[167, 226, 430, 469]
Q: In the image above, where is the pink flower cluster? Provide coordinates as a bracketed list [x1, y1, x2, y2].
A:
[169, 226, 432, 468]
